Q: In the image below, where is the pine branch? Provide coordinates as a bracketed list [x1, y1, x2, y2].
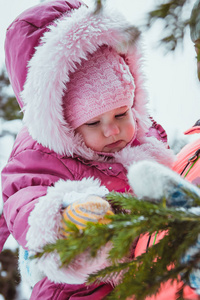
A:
[144, 0, 193, 51]
[34, 189, 200, 299]
[93, 0, 197, 52]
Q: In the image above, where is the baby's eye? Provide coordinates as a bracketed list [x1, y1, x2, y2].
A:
[115, 111, 128, 118]
[85, 121, 100, 126]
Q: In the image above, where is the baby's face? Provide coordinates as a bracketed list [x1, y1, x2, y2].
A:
[76, 106, 136, 153]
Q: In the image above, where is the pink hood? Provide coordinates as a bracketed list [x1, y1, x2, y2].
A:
[5, 0, 152, 159]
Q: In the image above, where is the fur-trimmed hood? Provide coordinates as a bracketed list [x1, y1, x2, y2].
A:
[5, 0, 164, 161]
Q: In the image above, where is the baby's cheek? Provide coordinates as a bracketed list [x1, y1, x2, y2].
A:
[126, 120, 136, 140]
[84, 133, 102, 151]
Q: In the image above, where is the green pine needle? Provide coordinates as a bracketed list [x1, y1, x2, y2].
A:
[34, 188, 200, 299]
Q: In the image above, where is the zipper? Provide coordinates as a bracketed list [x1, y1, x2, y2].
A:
[146, 235, 151, 252]
[146, 232, 158, 252]
[180, 148, 200, 178]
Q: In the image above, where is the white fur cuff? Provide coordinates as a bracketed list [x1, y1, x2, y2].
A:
[26, 177, 109, 251]
[25, 177, 110, 285]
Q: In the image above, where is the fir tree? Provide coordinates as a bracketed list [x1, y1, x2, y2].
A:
[144, 0, 194, 51]
[35, 185, 200, 300]
[95, 0, 198, 52]
[0, 68, 22, 122]
[0, 249, 20, 300]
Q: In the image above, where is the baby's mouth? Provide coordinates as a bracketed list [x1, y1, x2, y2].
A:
[106, 140, 123, 149]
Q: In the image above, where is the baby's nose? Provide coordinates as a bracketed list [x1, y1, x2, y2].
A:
[103, 123, 120, 137]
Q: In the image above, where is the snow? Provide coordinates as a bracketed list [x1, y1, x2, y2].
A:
[15, 282, 32, 300]
[3, 236, 18, 252]
[2, 120, 22, 136]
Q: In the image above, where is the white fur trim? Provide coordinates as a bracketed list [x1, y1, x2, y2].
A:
[18, 247, 45, 287]
[22, 4, 150, 157]
[114, 136, 175, 170]
[36, 242, 112, 284]
[26, 177, 108, 251]
[26, 177, 110, 284]
[62, 182, 108, 207]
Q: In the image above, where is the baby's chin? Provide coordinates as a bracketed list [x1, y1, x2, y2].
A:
[104, 147, 124, 153]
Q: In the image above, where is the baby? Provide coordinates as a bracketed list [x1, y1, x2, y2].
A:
[1, 1, 175, 299]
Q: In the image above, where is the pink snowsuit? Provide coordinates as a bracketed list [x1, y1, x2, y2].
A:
[1, 1, 190, 299]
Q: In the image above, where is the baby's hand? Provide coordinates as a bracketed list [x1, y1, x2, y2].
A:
[61, 195, 114, 237]
[128, 160, 200, 208]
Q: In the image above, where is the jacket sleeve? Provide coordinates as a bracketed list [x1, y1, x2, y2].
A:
[2, 148, 111, 285]
[1, 149, 74, 249]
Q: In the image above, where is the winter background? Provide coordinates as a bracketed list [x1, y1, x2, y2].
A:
[0, 0, 200, 299]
